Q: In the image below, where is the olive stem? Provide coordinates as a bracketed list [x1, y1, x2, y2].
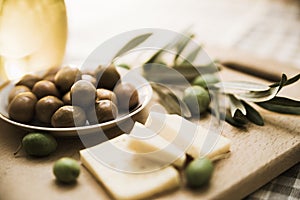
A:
[13, 142, 23, 157]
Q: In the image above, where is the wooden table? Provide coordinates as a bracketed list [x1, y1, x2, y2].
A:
[0, 66, 299, 200]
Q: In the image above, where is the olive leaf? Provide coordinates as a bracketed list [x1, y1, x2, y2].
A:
[269, 73, 300, 87]
[173, 33, 194, 64]
[209, 108, 245, 127]
[235, 74, 288, 102]
[228, 94, 247, 117]
[113, 33, 152, 60]
[214, 81, 270, 93]
[256, 97, 300, 115]
[180, 45, 203, 66]
[242, 101, 264, 126]
[151, 83, 191, 118]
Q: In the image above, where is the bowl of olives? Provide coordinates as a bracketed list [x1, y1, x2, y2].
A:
[0, 65, 152, 136]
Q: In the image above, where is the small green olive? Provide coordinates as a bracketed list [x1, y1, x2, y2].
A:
[54, 66, 81, 94]
[22, 132, 57, 157]
[114, 82, 139, 110]
[183, 86, 210, 115]
[96, 88, 118, 106]
[185, 157, 214, 188]
[35, 96, 64, 124]
[51, 105, 86, 128]
[16, 74, 41, 89]
[95, 65, 120, 90]
[53, 157, 80, 183]
[70, 80, 96, 108]
[32, 80, 60, 99]
[8, 85, 31, 103]
[8, 92, 37, 123]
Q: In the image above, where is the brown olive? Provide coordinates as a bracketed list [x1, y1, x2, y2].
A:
[96, 88, 117, 106]
[32, 80, 60, 99]
[43, 67, 60, 83]
[8, 92, 37, 123]
[95, 65, 120, 90]
[62, 92, 71, 105]
[35, 96, 64, 124]
[114, 82, 139, 110]
[70, 80, 96, 108]
[51, 105, 86, 128]
[16, 74, 41, 89]
[93, 100, 118, 124]
[54, 66, 81, 94]
[81, 74, 97, 86]
[8, 85, 31, 103]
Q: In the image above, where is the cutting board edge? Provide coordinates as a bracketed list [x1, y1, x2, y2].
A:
[214, 142, 300, 200]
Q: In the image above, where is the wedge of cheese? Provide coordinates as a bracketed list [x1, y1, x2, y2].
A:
[80, 134, 180, 200]
[145, 112, 231, 159]
[127, 122, 186, 168]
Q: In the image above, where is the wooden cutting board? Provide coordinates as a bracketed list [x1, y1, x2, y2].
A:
[0, 67, 299, 200]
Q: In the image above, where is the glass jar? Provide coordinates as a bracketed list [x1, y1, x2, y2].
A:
[0, 0, 67, 81]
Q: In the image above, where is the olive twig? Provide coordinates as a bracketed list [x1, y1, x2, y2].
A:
[13, 142, 23, 157]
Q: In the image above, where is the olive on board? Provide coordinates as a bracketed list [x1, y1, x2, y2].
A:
[16, 74, 41, 89]
[8, 85, 31, 103]
[62, 92, 71, 105]
[94, 100, 118, 123]
[114, 82, 139, 110]
[95, 65, 120, 90]
[96, 88, 118, 106]
[54, 66, 81, 94]
[53, 157, 80, 183]
[22, 132, 57, 157]
[8, 92, 37, 123]
[51, 105, 86, 128]
[32, 80, 60, 99]
[70, 80, 96, 108]
[35, 96, 64, 124]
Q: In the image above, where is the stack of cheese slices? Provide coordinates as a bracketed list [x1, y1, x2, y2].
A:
[80, 112, 231, 200]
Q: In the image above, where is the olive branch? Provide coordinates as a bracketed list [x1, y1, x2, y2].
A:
[112, 31, 300, 128]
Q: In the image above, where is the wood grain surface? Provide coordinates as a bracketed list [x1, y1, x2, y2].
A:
[0, 67, 299, 200]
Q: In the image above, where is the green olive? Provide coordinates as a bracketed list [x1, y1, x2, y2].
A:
[192, 74, 219, 88]
[53, 157, 80, 183]
[185, 157, 214, 188]
[183, 86, 210, 115]
[89, 100, 118, 124]
[95, 65, 120, 90]
[22, 132, 57, 157]
[51, 106, 86, 128]
[8, 92, 37, 123]
[16, 74, 41, 89]
[8, 85, 31, 103]
[114, 82, 139, 110]
[32, 80, 60, 99]
[54, 66, 81, 94]
[96, 88, 118, 106]
[35, 96, 64, 124]
[70, 80, 96, 108]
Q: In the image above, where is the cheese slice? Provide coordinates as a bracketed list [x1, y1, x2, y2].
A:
[127, 122, 186, 168]
[145, 112, 231, 159]
[80, 134, 180, 200]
